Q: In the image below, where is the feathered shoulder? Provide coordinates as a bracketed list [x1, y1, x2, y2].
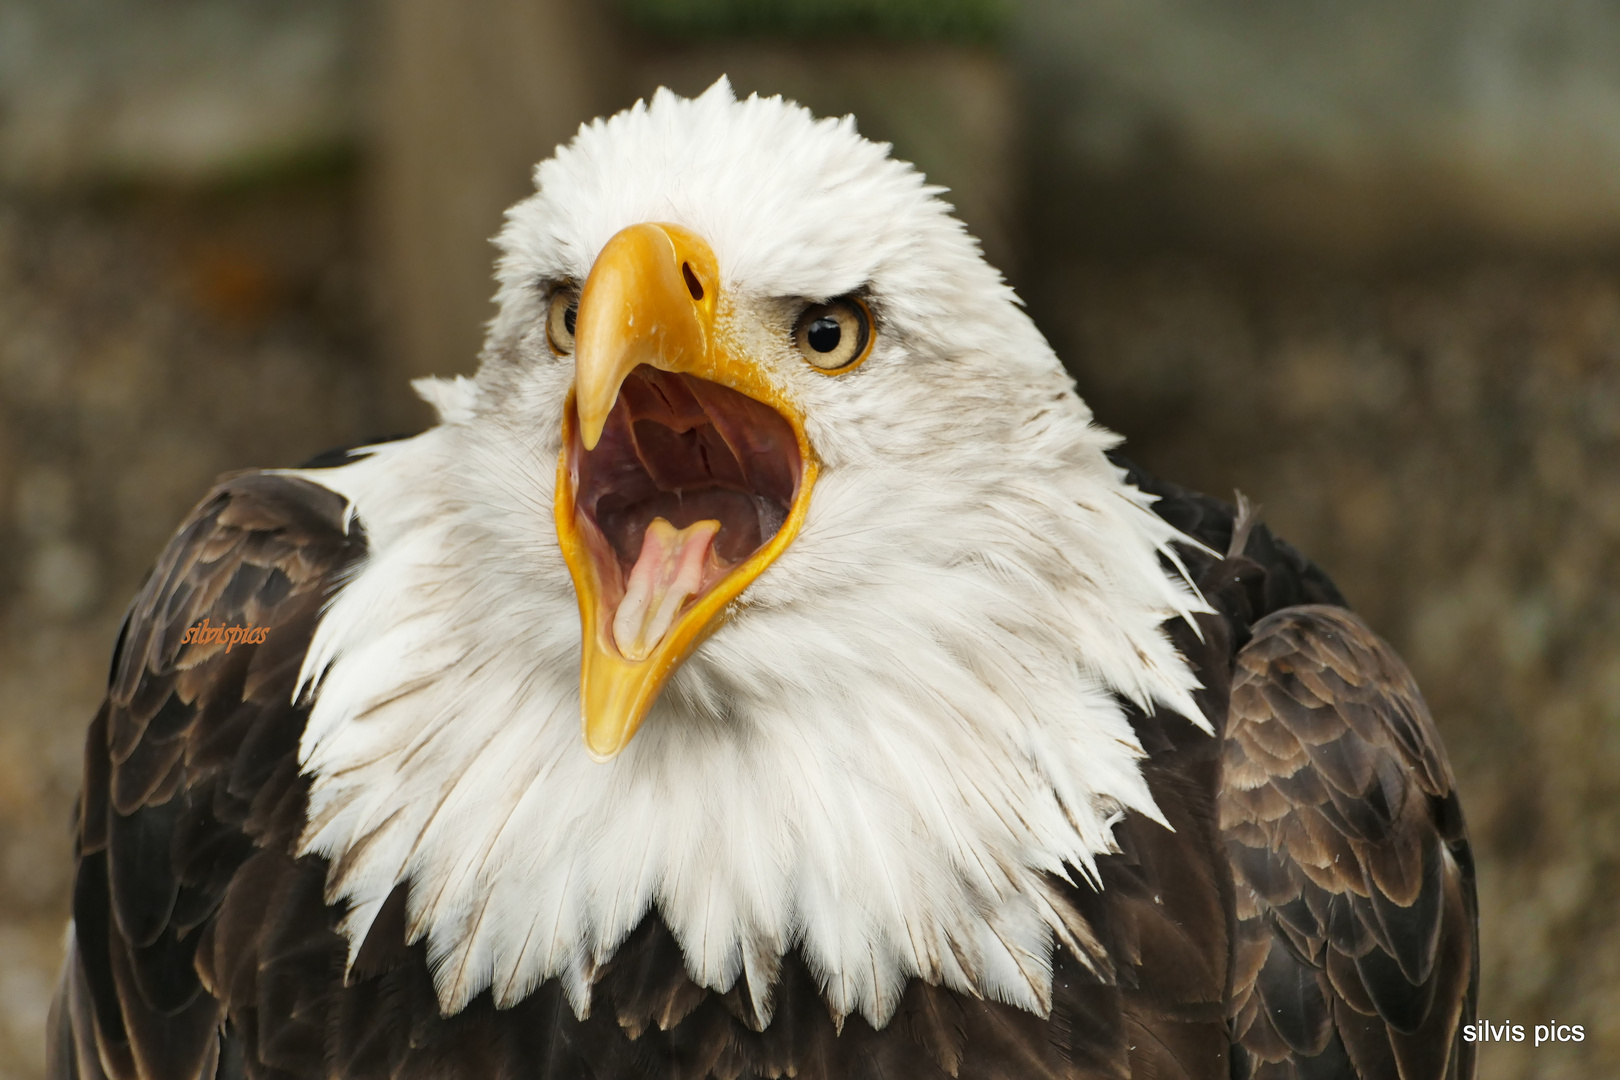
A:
[51, 470, 362, 1080]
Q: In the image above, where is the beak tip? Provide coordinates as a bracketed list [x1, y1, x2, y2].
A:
[575, 408, 604, 451]
[583, 731, 624, 763]
[582, 705, 633, 762]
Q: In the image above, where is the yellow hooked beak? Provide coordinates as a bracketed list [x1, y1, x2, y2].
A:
[555, 222, 818, 760]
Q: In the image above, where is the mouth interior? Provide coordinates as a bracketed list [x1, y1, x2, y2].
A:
[569, 365, 801, 654]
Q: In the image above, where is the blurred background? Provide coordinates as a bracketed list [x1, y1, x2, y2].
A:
[1, 1, 1618, 1077]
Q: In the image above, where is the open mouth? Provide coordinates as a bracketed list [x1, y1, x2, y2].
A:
[565, 364, 802, 661]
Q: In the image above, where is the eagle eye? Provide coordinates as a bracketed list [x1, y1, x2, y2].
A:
[794, 297, 872, 373]
[547, 287, 579, 356]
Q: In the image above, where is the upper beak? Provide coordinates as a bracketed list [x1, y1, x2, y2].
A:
[573, 223, 713, 451]
[555, 222, 817, 760]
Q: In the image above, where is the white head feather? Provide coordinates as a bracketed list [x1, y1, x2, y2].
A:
[288, 79, 1210, 1029]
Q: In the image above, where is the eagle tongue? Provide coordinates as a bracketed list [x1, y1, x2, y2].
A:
[612, 517, 720, 662]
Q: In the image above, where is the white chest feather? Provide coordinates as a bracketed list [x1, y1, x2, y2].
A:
[289, 393, 1207, 1029]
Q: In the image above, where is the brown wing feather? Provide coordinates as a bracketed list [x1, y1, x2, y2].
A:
[1220, 605, 1478, 1080]
[52, 472, 363, 1080]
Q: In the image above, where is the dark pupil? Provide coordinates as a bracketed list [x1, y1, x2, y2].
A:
[563, 305, 577, 336]
[807, 316, 841, 353]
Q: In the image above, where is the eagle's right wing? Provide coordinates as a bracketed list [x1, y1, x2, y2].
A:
[1221, 605, 1478, 1080]
[47, 471, 363, 1080]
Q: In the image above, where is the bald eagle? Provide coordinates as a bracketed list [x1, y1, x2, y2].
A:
[50, 81, 1476, 1080]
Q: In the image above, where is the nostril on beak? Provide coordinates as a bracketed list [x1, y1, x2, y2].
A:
[682, 262, 704, 301]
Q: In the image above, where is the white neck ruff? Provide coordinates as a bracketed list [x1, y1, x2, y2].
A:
[290, 381, 1208, 1029]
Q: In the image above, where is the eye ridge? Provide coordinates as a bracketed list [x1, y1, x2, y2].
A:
[794, 296, 872, 374]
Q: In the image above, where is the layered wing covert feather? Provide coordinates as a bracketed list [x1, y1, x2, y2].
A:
[48, 472, 364, 1080]
[1115, 457, 1478, 1080]
[1220, 607, 1477, 1080]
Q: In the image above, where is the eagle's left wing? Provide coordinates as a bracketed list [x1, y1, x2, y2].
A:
[1221, 605, 1478, 1080]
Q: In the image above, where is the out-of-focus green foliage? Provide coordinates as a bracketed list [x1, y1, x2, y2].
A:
[619, 0, 1008, 42]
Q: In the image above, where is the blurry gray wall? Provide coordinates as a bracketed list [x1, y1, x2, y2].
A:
[0, 0, 358, 185]
[2, 2, 1620, 1079]
[369, 0, 622, 398]
[1019, 0, 1620, 255]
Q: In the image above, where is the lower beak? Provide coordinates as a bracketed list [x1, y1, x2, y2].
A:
[555, 222, 817, 760]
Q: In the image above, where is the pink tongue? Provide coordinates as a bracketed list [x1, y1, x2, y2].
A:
[612, 517, 720, 662]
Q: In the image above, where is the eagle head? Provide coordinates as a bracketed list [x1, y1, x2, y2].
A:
[294, 79, 1205, 1026]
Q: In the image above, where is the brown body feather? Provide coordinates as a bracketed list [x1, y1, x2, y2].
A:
[49, 453, 1476, 1080]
